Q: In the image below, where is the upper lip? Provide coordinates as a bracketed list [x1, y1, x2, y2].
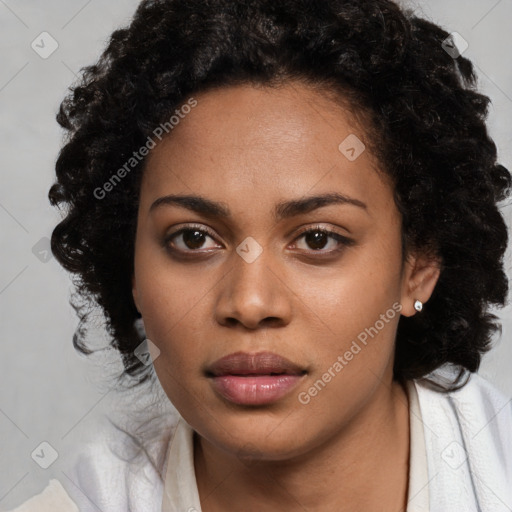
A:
[206, 351, 307, 377]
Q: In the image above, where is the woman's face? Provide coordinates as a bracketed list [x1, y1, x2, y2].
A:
[132, 82, 435, 460]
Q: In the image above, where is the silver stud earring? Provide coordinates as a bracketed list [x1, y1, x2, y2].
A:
[414, 300, 423, 312]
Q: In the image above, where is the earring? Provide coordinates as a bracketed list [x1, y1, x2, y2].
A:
[134, 316, 146, 338]
[414, 300, 423, 312]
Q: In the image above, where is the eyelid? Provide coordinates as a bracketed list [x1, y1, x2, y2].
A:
[169, 223, 218, 239]
[292, 223, 352, 242]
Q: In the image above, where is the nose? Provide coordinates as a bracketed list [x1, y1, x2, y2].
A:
[214, 249, 292, 330]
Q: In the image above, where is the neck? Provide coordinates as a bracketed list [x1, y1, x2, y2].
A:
[194, 378, 411, 512]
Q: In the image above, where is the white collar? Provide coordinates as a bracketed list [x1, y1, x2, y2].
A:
[161, 417, 202, 512]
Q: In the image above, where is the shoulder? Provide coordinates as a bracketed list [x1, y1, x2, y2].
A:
[61, 415, 178, 512]
[448, 371, 512, 456]
[413, 367, 512, 472]
[4, 435, 142, 512]
[62, 433, 132, 511]
[2, 435, 129, 512]
[414, 367, 512, 424]
[4, 406, 181, 512]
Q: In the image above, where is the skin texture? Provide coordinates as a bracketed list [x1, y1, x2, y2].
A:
[131, 82, 440, 511]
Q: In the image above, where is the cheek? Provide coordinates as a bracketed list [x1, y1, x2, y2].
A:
[299, 274, 400, 372]
[135, 233, 215, 326]
[292, 235, 403, 387]
[140, 277, 208, 407]
[294, 285, 400, 419]
[134, 257, 208, 370]
[300, 236, 402, 332]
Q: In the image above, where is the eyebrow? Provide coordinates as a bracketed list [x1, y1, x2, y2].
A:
[149, 192, 367, 221]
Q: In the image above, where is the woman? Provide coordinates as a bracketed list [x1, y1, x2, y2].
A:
[11, 0, 512, 510]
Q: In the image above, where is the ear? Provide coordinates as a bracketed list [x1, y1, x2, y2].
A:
[400, 251, 441, 317]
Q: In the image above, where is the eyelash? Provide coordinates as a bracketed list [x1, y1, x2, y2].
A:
[163, 223, 353, 257]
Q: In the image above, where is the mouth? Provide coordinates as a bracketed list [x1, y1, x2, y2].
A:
[205, 351, 307, 405]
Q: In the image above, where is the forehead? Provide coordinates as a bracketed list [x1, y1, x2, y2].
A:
[140, 82, 392, 215]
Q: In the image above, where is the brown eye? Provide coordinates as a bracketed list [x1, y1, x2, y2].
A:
[164, 226, 220, 253]
[292, 226, 354, 254]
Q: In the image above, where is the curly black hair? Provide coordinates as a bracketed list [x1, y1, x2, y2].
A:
[49, 0, 511, 392]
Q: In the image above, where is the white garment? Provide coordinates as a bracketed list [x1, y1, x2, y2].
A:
[8, 370, 512, 511]
[421, 371, 512, 511]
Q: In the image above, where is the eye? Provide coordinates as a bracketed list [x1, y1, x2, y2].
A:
[291, 225, 353, 254]
[164, 224, 353, 257]
[164, 225, 220, 252]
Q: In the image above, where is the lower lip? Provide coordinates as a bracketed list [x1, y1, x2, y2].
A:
[209, 374, 305, 405]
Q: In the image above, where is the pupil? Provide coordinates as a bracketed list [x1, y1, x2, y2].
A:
[183, 230, 205, 249]
[306, 231, 327, 250]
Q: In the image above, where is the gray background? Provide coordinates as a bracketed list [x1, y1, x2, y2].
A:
[1, 0, 511, 508]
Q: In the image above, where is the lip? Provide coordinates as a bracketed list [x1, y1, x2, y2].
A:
[206, 351, 307, 405]
[206, 351, 306, 377]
